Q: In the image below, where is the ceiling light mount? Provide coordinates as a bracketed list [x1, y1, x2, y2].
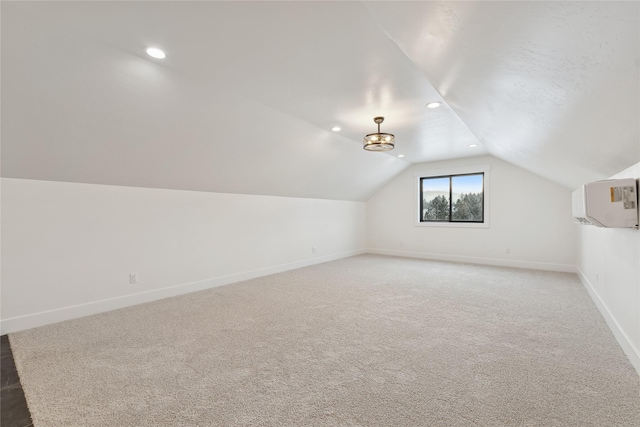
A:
[363, 116, 395, 152]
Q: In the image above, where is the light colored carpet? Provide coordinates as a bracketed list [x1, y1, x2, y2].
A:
[10, 254, 640, 426]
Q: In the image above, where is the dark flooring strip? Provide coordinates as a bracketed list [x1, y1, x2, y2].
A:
[1, 335, 33, 427]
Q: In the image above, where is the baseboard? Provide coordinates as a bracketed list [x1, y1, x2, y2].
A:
[0, 248, 367, 335]
[576, 267, 640, 376]
[367, 248, 576, 273]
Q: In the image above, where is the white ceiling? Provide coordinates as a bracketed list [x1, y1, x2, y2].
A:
[2, 1, 638, 201]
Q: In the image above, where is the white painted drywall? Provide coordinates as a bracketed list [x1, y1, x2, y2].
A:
[366, 155, 576, 271]
[576, 163, 640, 374]
[1, 178, 366, 333]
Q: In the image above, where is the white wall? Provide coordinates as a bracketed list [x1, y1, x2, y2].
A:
[0, 178, 366, 333]
[367, 155, 576, 272]
[576, 163, 640, 374]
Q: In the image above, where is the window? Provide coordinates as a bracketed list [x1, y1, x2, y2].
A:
[421, 173, 484, 222]
[415, 165, 490, 228]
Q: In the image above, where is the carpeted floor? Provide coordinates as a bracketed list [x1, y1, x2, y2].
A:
[9, 255, 640, 426]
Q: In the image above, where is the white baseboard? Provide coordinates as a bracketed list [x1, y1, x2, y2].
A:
[0, 248, 366, 335]
[367, 248, 576, 273]
[576, 267, 640, 376]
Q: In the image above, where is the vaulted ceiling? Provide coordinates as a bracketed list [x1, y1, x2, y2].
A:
[2, 1, 638, 201]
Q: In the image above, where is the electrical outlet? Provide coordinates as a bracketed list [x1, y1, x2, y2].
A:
[311, 247, 317, 253]
[129, 273, 139, 284]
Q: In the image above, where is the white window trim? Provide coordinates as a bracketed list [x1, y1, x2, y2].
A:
[414, 164, 491, 228]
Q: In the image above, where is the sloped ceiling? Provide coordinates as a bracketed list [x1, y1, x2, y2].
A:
[365, 1, 640, 190]
[2, 1, 638, 201]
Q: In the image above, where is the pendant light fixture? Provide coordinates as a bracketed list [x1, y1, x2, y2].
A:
[363, 116, 395, 151]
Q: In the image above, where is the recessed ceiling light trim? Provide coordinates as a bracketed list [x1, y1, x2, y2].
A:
[468, 143, 479, 148]
[426, 102, 442, 109]
[146, 47, 166, 59]
[331, 126, 341, 132]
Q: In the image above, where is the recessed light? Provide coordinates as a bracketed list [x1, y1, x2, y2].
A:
[331, 126, 341, 132]
[468, 144, 478, 148]
[146, 47, 166, 59]
[426, 102, 442, 109]
[398, 154, 405, 158]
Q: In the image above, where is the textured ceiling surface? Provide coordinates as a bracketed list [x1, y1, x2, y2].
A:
[2, 1, 638, 200]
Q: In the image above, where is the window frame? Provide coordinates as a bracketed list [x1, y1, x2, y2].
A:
[414, 164, 490, 229]
[420, 172, 485, 223]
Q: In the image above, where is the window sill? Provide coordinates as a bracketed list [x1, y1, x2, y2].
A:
[414, 221, 489, 229]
